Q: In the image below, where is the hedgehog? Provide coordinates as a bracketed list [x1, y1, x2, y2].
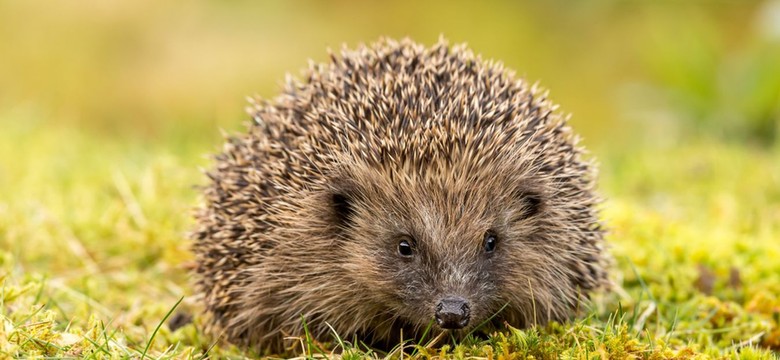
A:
[191, 37, 609, 354]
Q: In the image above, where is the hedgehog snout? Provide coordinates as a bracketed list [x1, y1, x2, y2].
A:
[434, 296, 471, 330]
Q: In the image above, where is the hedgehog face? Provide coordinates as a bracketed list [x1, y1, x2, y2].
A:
[330, 163, 553, 336]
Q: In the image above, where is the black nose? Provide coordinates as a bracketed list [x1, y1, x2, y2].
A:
[435, 296, 470, 329]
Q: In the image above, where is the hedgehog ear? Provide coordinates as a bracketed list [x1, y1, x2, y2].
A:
[331, 192, 355, 228]
[514, 188, 544, 220]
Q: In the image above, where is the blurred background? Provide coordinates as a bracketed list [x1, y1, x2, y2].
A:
[1, 0, 778, 150]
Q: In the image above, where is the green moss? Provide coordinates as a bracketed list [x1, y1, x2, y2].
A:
[1, 115, 778, 359]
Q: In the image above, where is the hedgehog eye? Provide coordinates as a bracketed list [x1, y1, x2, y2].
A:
[398, 238, 414, 257]
[483, 232, 498, 253]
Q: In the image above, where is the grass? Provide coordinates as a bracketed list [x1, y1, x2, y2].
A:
[1, 111, 779, 359]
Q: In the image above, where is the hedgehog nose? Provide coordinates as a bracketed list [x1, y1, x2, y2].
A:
[435, 296, 470, 329]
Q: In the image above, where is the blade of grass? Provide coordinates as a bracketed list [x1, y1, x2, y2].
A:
[140, 296, 183, 360]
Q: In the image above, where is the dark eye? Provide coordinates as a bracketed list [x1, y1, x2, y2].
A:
[398, 238, 414, 257]
[483, 233, 498, 253]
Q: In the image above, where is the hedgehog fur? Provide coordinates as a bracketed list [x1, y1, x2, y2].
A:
[191, 37, 609, 353]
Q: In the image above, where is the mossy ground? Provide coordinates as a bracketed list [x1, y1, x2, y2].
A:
[1, 113, 778, 359]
